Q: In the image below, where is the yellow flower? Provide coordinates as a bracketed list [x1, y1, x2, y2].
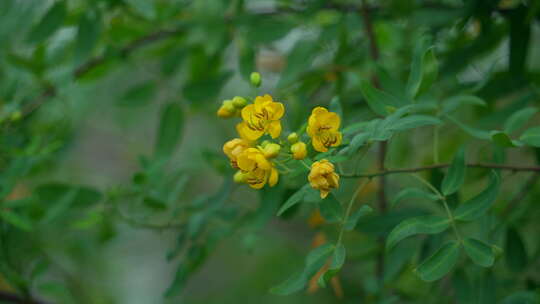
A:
[307, 107, 342, 152]
[236, 94, 284, 140]
[237, 148, 279, 189]
[308, 159, 339, 199]
[291, 142, 307, 160]
[223, 138, 250, 168]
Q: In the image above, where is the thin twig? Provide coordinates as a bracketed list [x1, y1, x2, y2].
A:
[22, 29, 184, 117]
[341, 163, 540, 178]
[360, 0, 386, 288]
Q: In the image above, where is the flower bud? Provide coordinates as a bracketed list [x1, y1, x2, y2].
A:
[232, 96, 247, 109]
[223, 100, 235, 112]
[262, 143, 281, 158]
[287, 132, 299, 144]
[291, 142, 307, 160]
[250, 72, 262, 87]
[233, 171, 247, 183]
[260, 140, 271, 148]
[217, 100, 236, 118]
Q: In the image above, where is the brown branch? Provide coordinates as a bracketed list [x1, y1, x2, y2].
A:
[0, 291, 48, 304]
[74, 29, 182, 78]
[340, 163, 540, 178]
[360, 0, 387, 289]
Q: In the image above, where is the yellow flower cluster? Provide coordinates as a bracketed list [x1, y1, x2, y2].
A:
[220, 93, 343, 199]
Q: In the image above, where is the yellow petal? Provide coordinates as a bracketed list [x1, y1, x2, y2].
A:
[312, 137, 328, 152]
[329, 173, 339, 188]
[267, 121, 282, 138]
[236, 122, 263, 141]
[255, 154, 272, 170]
[269, 168, 279, 187]
[320, 189, 329, 199]
[241, 104, 255, 122]
[333, 132, 343, 147]
[270, 102, 285, 120]
[321, 111, 341, 130]
[312, 106, 328, 117]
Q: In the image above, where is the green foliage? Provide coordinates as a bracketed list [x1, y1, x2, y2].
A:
[415, 240, 460, 282]
[1, 0, 539, 302]
[441, 147, 466, 196]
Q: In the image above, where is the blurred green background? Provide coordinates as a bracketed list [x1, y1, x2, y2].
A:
[1, 0, 540, 303]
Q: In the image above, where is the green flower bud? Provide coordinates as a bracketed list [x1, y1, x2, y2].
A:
[232, 96, 247, 108]
[287, 132, 299, 144]
[250, 72, 262, 87]
[262, 143, 281, 158]
[234, 171, 247, 183]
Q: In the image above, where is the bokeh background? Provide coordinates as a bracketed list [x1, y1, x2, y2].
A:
[1, 0, 540, 303]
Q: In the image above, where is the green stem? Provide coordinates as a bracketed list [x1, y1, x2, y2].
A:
[433, 125, 439, 164]
[410, 174, 462, 242]
[442, 198, 463, 242]
[337, 179, 369, 246]
[300, 159, 311, 170]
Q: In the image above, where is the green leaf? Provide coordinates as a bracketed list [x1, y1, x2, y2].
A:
[318, 194, 343, 223]
[271, 244, 334, 295]
[0, 209, 33, 231]
[165, 245, 207, 297]
[463, 238, 495, 267]
[41, 188, 78, 223]
[277, 184, 311, 216]
[360, 79, 400, 116]
[386, 215, 451, 250]
[407, 46, 438, 98]
[245, 16, 293, 44]
[74, 10, 101, 62]
[454, 171, 500, 221]
[26, 2, 66, 43]
[277, 39, 319, 87]
[341, 132, 370, 156]
[343, 122, 370, 136]
[330, 244, 346, 270]
[155, 103, 184, 159]
[504, 107, 537, 134]
[117, 82, 156, 107]
[318, 244, 346, 288]
[490, 131, 519, 148]
[441, 147, 466, 196]
[376, 65, 408, 102]
[124, 0, 156, 19]
[329, 96, 343, 119]
[344, 205, 373, 231]
[520, 126, 540, 147]
[441, 95, 486, 114]
[445, 115, 491, 140]
[305, 244, 334, 274]
[388, 115, 442, 132]
[501, 291, 538, 304]
[505, 227, 528, 272]
[269, 271, 307, 296]
[391, 188, 439, 207]
[415, 240, 460, 282]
